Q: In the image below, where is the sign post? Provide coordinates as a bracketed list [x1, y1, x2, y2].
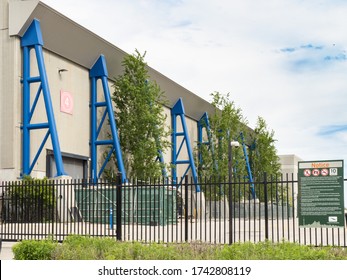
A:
[298, 160, 345, 227]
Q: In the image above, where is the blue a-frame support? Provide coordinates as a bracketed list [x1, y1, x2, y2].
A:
[197, 112, 217, 172]
[197, 111, 256, 198]
[171, 98, 200, 191]
[239, 132, 256, 199]
[156, 148, 168, 178]
[90, 55, 127, 183]
[21, 19, 65, 177]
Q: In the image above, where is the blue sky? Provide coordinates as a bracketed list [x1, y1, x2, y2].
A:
[42, 0, 347, 197]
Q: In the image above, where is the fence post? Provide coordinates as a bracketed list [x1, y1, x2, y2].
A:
[116, 174, 122, 241]
[264, 172, 269, 240]
[228, 179, 233, 245]
[184, 175, 189, 242]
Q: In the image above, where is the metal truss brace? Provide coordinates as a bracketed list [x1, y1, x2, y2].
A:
[197, 112, 218, 172]
[171, 98, 200, 191]
[21, 19, 65, 177]
[240, 132, 256, 199]
[89, 55, 127, 183]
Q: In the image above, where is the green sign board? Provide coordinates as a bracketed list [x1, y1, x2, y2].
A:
[298, 160, 345, 228]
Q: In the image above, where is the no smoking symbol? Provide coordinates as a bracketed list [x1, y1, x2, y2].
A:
[321, 169, 329, 176]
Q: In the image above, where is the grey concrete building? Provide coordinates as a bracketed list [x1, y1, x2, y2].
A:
[1, 0, 218, 181]
[279, 154, 303, 179]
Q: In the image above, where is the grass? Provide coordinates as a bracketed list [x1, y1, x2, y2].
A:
[12, 235, 347, 260]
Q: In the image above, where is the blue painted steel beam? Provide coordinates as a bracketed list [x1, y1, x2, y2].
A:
[27, 123, 49, 130]
[171, 98, 200, 191]
[155, 149, 168, 177]
[90, 55, 127, 183]
[197, 112, 217, 172]
[21, 19, 65, 177]
[29, 84, 42, 121]
[240, 132, 256, 199]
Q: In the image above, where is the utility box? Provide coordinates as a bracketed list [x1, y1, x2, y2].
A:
[75, 185, 177, 225]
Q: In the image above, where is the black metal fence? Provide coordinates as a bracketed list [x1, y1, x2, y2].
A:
[0, 175, 346, 246]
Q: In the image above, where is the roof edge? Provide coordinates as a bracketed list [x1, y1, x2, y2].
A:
[9, 0, 39, 36]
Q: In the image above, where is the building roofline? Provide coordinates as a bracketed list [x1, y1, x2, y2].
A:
[9, 0, 216, 121]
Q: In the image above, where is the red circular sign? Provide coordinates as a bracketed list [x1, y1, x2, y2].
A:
[321, 169, 329, 176]
[312, 169, 320, 176]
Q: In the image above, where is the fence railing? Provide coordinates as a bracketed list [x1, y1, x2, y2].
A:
[0, 175, 346, 246]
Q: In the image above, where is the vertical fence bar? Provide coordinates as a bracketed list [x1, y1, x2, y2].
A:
[116, 178, 121, 240]
[228, 179, 233, 245]
[291, 174, 296, 244]
[149, 179, 151, 242]
[123, 178, 127, 241]
[285, 174, 290, 242]
[184, 175, 188, 242]
[116, 175, 122, 241]
[270, 175, 274, 242]
[258, 180, 261, 242]
[190, 176, 193, 242]
[178, 177, 182, 243]
[264, 172, 269, 240]
[281, 176, 285, 242]
[50, 179, 54, 240]
[195, 177, 198, 243]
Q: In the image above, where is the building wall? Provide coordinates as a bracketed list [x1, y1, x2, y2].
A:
[279, 154, 302, 214]
[0, 0, 212, 181]
[0, 1, 203, 180]
[22, 50, 91, 178]
[279, 154, 302, 179]
[0, 0, 21, 180]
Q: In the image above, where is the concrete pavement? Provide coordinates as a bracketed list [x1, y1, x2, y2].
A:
[0, 241, 15, 260]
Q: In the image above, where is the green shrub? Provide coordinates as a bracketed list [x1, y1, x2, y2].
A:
[5, 176, 55, 222]
[13, 236, 347, 260]
[52, 235, 118, 260]
[219, 241, 347, 260]
[13, 239, 58, 260]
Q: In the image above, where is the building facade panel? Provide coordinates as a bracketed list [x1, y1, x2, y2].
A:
[0, 0, 227, 181]
[0, 1, 22, 180]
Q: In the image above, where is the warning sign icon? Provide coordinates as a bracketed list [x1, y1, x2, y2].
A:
[312, 169, 320, 176]
[321, 169, 329, 176]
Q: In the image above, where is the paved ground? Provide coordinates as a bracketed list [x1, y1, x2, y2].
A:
[0, 242, 15, 260]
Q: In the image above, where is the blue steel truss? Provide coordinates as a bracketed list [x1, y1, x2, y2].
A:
[89, 55, 127, 183]
[197, 112, 217, 172]
[240, 132, 256, 199]
[155, 148, 168, 177]
[197, 111, 256, 198]
[21, 19, 65, 177]
[171, 98, 200, 191]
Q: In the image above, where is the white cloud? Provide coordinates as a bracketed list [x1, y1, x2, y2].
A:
[42, 0, 347, 174]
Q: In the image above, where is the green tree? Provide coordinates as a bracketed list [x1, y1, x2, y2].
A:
[197, 92, 249, 200]
[198, 93, 282, 201]
[111, 50, 170, 179]
[199, 92, 247, 179]
[250, 116, 281, 180]
[249, 117, 283, 202]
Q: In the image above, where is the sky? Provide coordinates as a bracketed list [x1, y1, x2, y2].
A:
[41, 0, 347, 202]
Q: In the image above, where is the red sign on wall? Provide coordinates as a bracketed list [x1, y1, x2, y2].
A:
[60, 90, 74, 115]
